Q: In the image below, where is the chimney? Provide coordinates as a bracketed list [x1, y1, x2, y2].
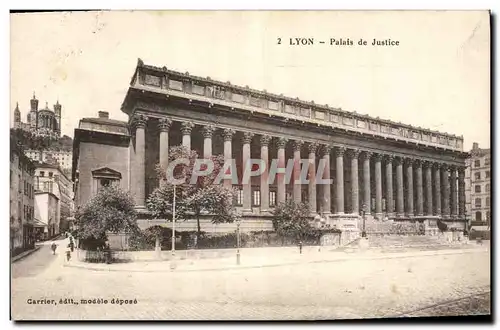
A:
[472, 142, 479, 150]
[98, 111, 109, 119]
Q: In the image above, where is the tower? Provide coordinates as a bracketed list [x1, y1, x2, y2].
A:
[29, 92, 38, 130]
[54, 100, 61, 136]
[13, 102, 21, 128]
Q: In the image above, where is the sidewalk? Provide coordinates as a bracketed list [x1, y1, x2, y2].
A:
[63, 243, 489, 273]
[11, 245, 43, 263]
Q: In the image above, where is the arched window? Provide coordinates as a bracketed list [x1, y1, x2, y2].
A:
[475, 211, 482, 221]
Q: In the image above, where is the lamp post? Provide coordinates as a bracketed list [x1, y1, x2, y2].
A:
[236, 219, 241, 265]
[170, 184, 176, 270]
[361, 203, 367, 238]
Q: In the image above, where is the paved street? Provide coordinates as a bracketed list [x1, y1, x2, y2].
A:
[11, 240, 490, 320]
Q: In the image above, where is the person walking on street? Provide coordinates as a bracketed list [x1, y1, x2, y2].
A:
[51, 241, 57, 255]
[65, 244, 71, 262]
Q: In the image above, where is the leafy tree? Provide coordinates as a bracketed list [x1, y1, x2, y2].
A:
[75, 185, 138, 245]
[271, 200, 314, 241]
[146, 146, 240, 246]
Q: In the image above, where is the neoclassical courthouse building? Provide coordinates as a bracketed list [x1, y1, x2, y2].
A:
[73, 59, 469, 234]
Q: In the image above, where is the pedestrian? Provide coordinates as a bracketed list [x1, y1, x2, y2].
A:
[51, 241, 57, 255]
[298, 240, 303, 254]
[69, 236, 74, 252]
[65, 244, 71, 262]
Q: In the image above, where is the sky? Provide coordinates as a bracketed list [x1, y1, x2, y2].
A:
[10, 10, 490, 150]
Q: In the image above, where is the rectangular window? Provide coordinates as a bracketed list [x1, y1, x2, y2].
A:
[40, 171, 45, 177]
[269, 191, 277, 207]
[486, 171, 490, 179]
[235, 188, 243, 206]
[10, 170, 12, 187]
[474, 172, 481, 180]
[474, 160, 481, 167]
[253, 190, 261, 206]
[18, 175, 21, 193]
[486, 184, 490, 192]
[475, 198, 482, 208]
[49, 172, 53, 178]
[486, 197, 490, 207]
[475, 185, 481, 193]
[485, 158, 490, 166]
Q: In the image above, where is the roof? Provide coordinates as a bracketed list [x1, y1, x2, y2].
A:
[80, 117, 128, 127]
[127, 58, 464, 141]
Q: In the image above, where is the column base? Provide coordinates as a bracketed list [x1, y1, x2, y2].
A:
[242, 209, 253, 215]
[442, 214, 451, 219]
[374, 213, 384, 220]
[396, 213, 405, 218]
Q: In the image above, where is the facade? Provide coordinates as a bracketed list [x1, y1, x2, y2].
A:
[34, 192, 60, 238]
[465, 143, 491, 224]
[73, 59, 469, 234]
[13, 92, 62, 138]
[34, 163, 74, 234]
[25, 149, 73, 173]
[10, 139, 36, 255]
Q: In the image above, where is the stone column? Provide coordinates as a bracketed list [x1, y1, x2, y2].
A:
[458, 166, 466, 218]
[424, 161, 433, 216]
[415, 160, 424, 216]
[321, 145, 332, 215]
[395, 157, 404, 217]
[433, 163, 442, 216]
[202, 125, 215, 158]
[181, 121, 194, 150]
[335, 147, 345, 214]
[242, 132, 254, 213]
[222, 129, 235, 188]
[277, 137, 288, 205]
[260, 135, 271, 213]
[362, 151, 371, 215]
[441, 164, 450, 218]
[308, 143, 318, 215]
[374, 153, 383, 218]
[158, 117, 172, 180]
[450, 166, 458, 217]
[293, 140, 303, 203]
[385, 155, 394, 217]
[405, 158, 414, 217]
[350, 149, 360, 215]
[132, 114, 148, 208]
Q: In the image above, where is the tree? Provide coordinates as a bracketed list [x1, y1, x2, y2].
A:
[146, 146, 240, 246]
[271, 200, 313, 242]
[75, 185, 138, 247]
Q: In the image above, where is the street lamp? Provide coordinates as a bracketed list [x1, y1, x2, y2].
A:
[170, 184, 177, 270]
[236, 219, 241, 265]
[361, 203, 367, 238]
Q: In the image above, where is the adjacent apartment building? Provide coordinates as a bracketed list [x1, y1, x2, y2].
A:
[10, 139, 36, 256]
[465, 142, 491, 224]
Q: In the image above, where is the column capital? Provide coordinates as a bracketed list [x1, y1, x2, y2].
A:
[292, 140, 304, 152]
[334, 146, 346, 157]
[449, 164, 458, 171]
[433, 162, 442, 170]
[222, 128, 235, 141]
[308, 142, 319, 154]
[260, 135, 271, 146]
[361, 151, 372, 160]
[393, 156, 403, 165]
[441, 163, 450, 172]
[384, 154, 394, 162]
[349, 148, 361, 159]
[132, 113, 148, 129]
[404, 157, 414, 166]
[180, 121, 195, 135]
[422, 160, 433, 169]
[242, 132, 255, 144]
[276, 137, 288, 149]
[458, 166, 466, 175]
[413, 159, 422, 167]
[320, 144, 332, 156]
[158, 117, 172, 132]
[372, 153, 383, 162]
[202, 125, 216, 138]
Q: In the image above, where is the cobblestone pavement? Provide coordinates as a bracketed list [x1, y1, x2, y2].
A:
[11, 242, 490, 320]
